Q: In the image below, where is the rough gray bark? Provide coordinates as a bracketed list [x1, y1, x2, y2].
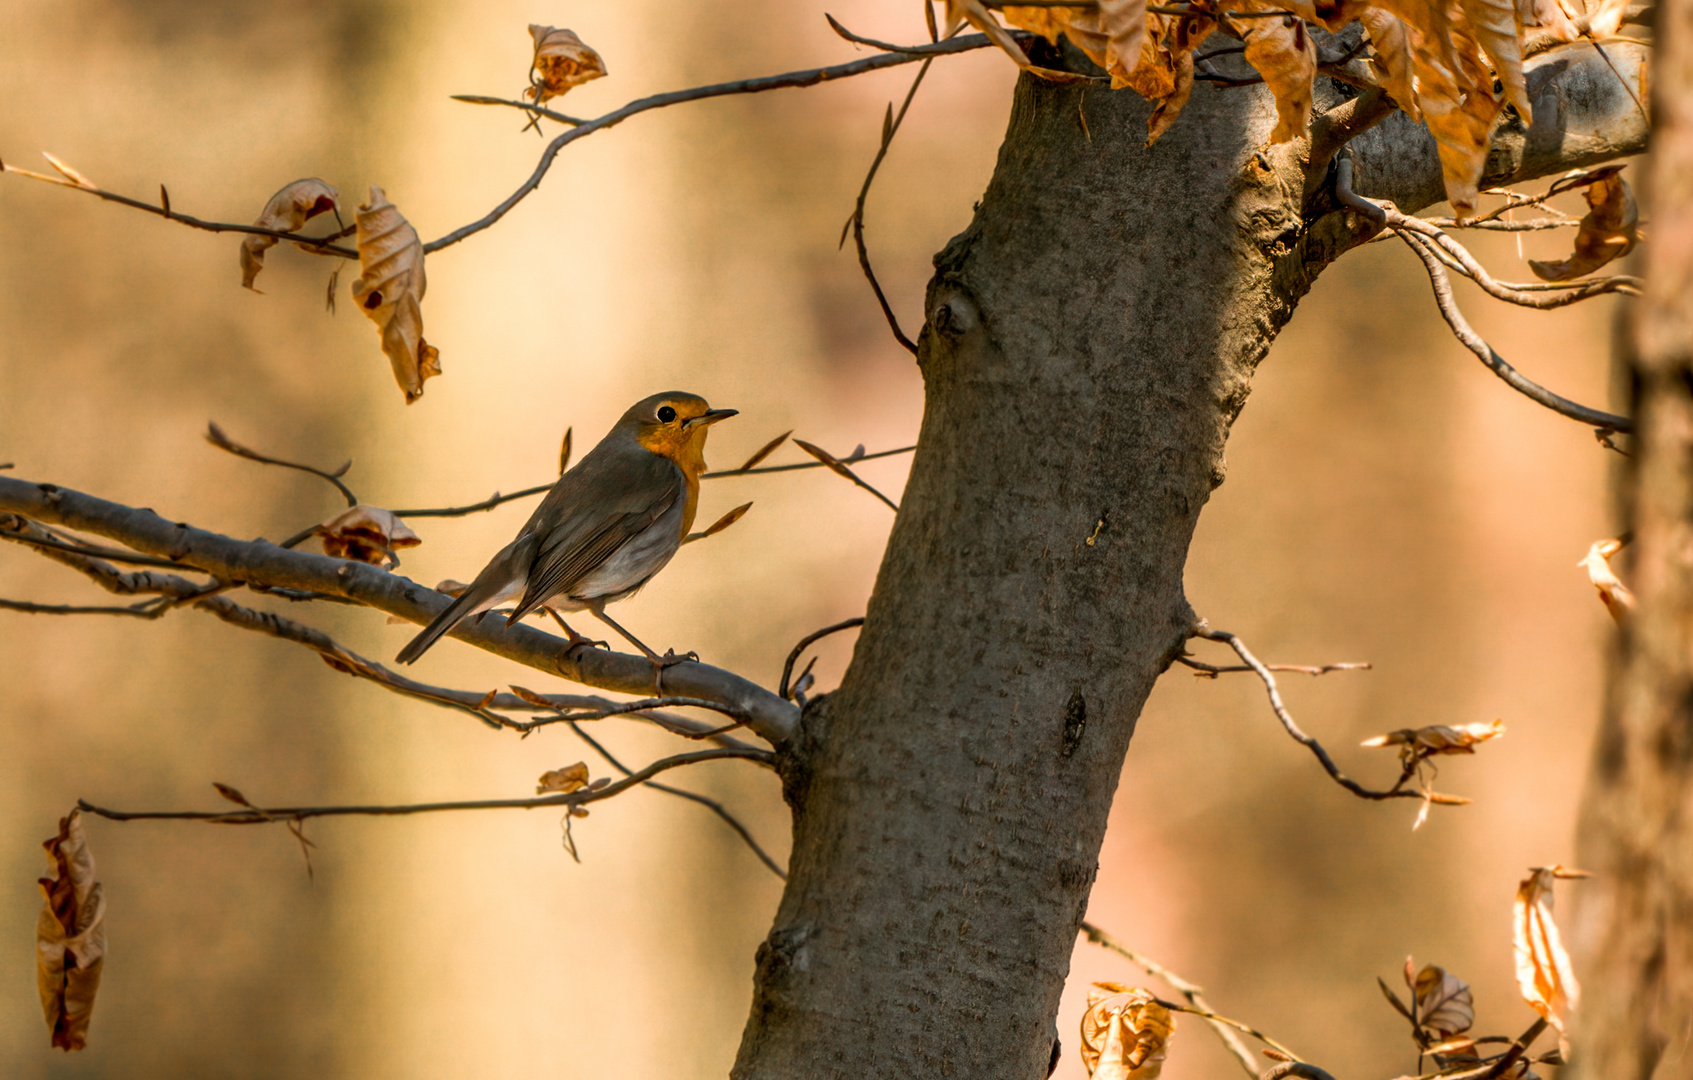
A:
[732, 42, 1649, 1080]
[1572, 1, 1693, 1076]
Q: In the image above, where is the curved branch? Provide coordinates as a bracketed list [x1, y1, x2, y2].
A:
[426, 34, 1000, 254]
[0, 476, 801, 743]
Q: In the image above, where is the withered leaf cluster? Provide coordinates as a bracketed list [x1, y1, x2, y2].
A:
[1362, 718, 1506, 762]
[314, 504, 422, 567]
[967, 0, 1629, 215]
[240, 179, 339, 291]
[37, 809, 106, 1052]
[1080, 983, 1175, 1079]
[1530, 167, 1640, 281]
[526, 25, 607, 104]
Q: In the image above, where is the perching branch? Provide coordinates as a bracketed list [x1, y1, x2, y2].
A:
[1190, 624, 1466, 805]
[0, 476, 802, 743]
[78, 746, 768, 824]
[1080, 921, 1262, 1077]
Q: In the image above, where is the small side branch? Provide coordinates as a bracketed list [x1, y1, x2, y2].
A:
[205, 422, 358, 507]
[1191, 625, 1457, 805]
[78, 747, 768, 824]
[780, 617, 865, 701]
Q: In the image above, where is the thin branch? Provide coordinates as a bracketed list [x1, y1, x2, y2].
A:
[0, 520, 208, 571]
[427, 34, 1001, 254]
[0, 514, 205, 599]
[1259, 1065, 1341, 1080]
[78, 747, 768, 823]
[205, 422, 358, 508]
[792, 439, 900, 510]
[450, 94, 587, 126]
[1390, 213, 1641, 307]
[0, 477, 802, 743]
[1079, 921, 1261, 1077]
[1152, 1000, 1305, 1065]
[391, 483, 555, 519]
[0, 160, 358, 257]
[1191, 625, 1465, 804]
[780, 617, 865, 700]
[1475, 1019, 1548, 1080]
[1334, 157, 1632, 433]
[703, 444, 915, 479]
[1178, 655, 1370, 678]
[506, 690, 755, 738]
[0, 597, 166, 617]
[567, 721, 785, 878]
[837, 43, 931, 356]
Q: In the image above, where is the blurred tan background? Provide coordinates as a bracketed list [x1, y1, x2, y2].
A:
[0, 1, 1624, 1077]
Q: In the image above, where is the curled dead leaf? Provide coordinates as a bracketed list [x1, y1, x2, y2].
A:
[684, 502, 752, 545]
[352, 186, 440, 403]
[1081, 983, 1175, 1079]
[1530, 169, 1639, 280]
[240, 179, 339, 291]
[314, 505, 421, 568]
[1514, 866, 1587, 1044]
[1362, 719, 1506, 761]
[1241, 11, 1318, 143]
[1578, 538, 1633, 624]
[37, 809, 105, 1052]
[1516, 0, 1580, 41]
[1460, 0, 1531, 122]
[1361, 10, 1419, 118]
[537, 762, 590, 794]
[1411, 964, 1475, 1038]
[526, 26, 607, 104]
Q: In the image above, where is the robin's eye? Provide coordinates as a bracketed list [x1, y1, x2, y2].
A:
[656, 406, 677, 423]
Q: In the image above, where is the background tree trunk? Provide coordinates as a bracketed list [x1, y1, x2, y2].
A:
[1573, 0, 1693, 1075]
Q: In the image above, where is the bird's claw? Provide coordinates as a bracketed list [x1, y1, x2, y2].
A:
[657, 648, 699, 668]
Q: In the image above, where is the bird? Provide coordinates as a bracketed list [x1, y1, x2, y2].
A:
[396, 391, 737, 666]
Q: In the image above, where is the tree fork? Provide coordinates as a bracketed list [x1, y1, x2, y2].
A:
[733, 39, 1648, 1080]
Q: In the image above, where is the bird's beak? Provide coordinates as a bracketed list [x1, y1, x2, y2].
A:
[685, 408, 738, 429]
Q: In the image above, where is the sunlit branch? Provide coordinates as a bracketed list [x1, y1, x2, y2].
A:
[77, 746, 768, 824]
[1390, 213, 1642, 307]
[0, 597, 166, 617]
[566, 721, 786, 878]
[1190, 623, 1465, 805]
[1152, 1000, 1306, 1065]
[0, 477, 802, 742]
[1333, 156, 1632, 433]
[0, 159, 358, 257]
[1079, 921, 1261, 1077]
[205, 422, 359, 508]
[1178, 655, 1370, 678]
[428, 33, 1002, 254]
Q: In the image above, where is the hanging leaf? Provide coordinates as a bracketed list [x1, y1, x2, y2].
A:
[240, 178, 339, 291]
[1529, 169, 1639, 280]
[537, 762, 590, 794]
[1459, 0, 1532, 122]
[1241, 12, 1318, 143]
[351, 186, 440, 403]
[1360, 10, 1420, 117]
[37, 809, 106, 1052]
[1362, 719, 1506, 761]
[1578, 537, 1634, 624]
[314, 504, 422, 568]
[1514, 866, 1588, 1045]
[1080, 983, 1176, 1079]
[1515, 0, 1580, 41]
[525, 26, 607, 104]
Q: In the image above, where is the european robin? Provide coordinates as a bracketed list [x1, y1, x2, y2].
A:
[396, 391, 737, 665]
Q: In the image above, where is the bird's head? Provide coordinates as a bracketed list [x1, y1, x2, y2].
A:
[621, 391, 737, 474]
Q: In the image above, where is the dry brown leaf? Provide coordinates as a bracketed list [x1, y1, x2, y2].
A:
[1529, 169, 1639, 280]
[314, 504, 421, 567]
[1361, 10, 1420, 118]
[240, 178, 339, 291]
[526, 26, 606, 104]
[1587, 0, 1632, 39]
[1240, 11, 1318, 143]
[37, 809, 105, 1052]
[1413, 32, 1502, 218]
[1578, 538, 1634, 624]
[1515, 0, 1580, 40]
[1459, 0, 1531, 122]
[684, 502, 753, 545]
[1514, 866, 1586, 1044]
[946, 0, 1088, 82]
[1362, 719, 1506, 760]
[537, 762, 590, 794]
[352, 186, 440, 403]
[1098, 0, 1150, 88]
[1411, 964, 1476, 1037]
[1080, 983, 1175, 1079]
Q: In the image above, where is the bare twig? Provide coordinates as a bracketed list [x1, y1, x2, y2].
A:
[1178, 655, 1371, 678]
[0, 597, 166, 617]
[1259, 1065, 1340, 1080]
[1080, 921, 1261, 1076]
[1192, 625, 1465, 805]
[0, 159, 358, 257]
[566, 721, 785, 878]
[428, 34, 1001, 254]
[1390, 214, 1642, 307]
[838, 48, 931, 356]
[792, 440, 900, 510]
[450, 94, 587, 126]
[1333, 157, 1632, 433]
[1152, 999, 1305, 1064]
[703, 443, 915, 479]
[780, 617, 865, 700]
[78, 746, 769, 823]
[205, 422, 358, 508]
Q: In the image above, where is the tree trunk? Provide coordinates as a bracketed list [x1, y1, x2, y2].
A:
[1573, 0, 1693, 1075]
[731, 42, 1649, 1080]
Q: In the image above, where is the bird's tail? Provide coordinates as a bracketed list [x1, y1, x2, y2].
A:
[396, 586, 485, 665]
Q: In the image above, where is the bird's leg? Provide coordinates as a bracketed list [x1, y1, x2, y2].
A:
[586, 604, 697, 692]
[545, 607, 607, 655]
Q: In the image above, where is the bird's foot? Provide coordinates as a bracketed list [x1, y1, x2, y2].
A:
[649, 649, 698, 695]
[546, 609, 610, 656]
